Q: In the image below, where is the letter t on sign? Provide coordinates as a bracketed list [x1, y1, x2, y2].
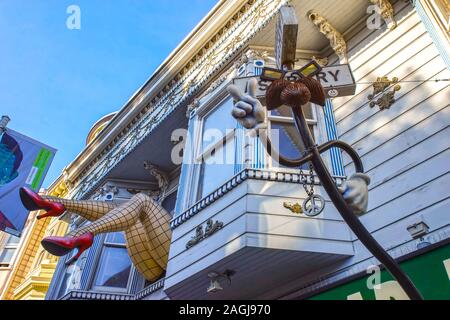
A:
[275, 5, 299, 70]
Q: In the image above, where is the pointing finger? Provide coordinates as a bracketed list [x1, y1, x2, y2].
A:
[248, 78, 258, 98]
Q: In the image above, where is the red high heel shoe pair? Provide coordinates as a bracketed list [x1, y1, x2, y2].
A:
[20, 187, 93, 265]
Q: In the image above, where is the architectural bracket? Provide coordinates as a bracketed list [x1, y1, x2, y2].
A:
[143, 161, 169, 201]
[307, 10, 348, 63]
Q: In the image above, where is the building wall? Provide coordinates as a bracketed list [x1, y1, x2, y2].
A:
[277, 1, 450, 299]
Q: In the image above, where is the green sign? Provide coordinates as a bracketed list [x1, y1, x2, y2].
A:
[310, 244, 450, 300]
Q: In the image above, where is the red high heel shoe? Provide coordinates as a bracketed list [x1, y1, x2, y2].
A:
[41, 233, 94, 265]
[19, 187, 66, 220]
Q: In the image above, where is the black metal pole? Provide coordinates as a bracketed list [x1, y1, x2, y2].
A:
[289, 105, 423, 300]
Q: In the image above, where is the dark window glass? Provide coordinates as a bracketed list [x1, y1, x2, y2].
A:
[162, 191, 177, 214]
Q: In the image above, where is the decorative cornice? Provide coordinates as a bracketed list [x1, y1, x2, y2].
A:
[170, 168, 344, 230]
[61, 290, 134, 301]
[68, 0, 289, 200]
[307, 10, 348, 63]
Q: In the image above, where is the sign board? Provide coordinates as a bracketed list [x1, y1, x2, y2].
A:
[309, 244, 450, 300]
[0, 129, 56, 236]
[275, 6, 298, 69]
[232, 64, 356, 99]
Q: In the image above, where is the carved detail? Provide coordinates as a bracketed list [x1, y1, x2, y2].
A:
[283, 201, 303, 214]
[143, 162, 169, 201]
[307, 11, 348, 63]
[369, 0, 397, 30]
[311, 56, 328, 67]
[186, 225, 204, 249]
[367, 76, 401, 110]
[186, 98, 201, 118]
[204, 219, 224, 237]
[185, 218, 223, 249]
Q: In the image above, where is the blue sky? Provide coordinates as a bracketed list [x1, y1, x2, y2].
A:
[0, 0, 218, 188]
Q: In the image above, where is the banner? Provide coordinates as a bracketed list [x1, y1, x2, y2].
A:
[0, 129, 56, 236]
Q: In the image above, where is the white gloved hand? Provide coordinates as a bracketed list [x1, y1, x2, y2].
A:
[227, 78, 266, 130]
[338, 173, 371, 216]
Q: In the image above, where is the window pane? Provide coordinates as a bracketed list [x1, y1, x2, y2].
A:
[202, 98, 237, 151]
[6, 235, 20, 244]
[0, 248, 15, 264]
[105, 232, 126, 244]
[270, 122, 315, 169]
[270, 103, 314, 120]
[198, 139, 235, 199]
[94, 247, 132, 289]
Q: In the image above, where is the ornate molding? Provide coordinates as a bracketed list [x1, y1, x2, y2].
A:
[61, 290, 134, 301]
[92, 185, 119, 199]
[186, 98, 201, 118]
[367, 76, 401, 110]
[185, 219, 224, 249]
[369, 0, 397, 30]
[135, 278, 165, 300]
[70, 0, 289, 200]
[311, 56, 328, 67]
[283, 201, 303, 214]
[143, 161, 169, 201]
[307, 10, 348, 63]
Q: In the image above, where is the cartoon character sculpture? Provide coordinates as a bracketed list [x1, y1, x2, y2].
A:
[227, 78, 370, 214]
[227, 73, 422, 300]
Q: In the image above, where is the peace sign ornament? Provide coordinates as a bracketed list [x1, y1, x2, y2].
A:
[302, 194, 325, 217]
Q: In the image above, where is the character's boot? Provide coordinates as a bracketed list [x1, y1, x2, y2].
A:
[41, 233, 94, 265]
[19, 187, 65, 220]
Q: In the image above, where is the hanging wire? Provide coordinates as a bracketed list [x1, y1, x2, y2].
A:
[356, 78, 450, 84]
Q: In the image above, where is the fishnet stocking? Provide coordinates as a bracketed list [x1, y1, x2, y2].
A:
[42, 195, 117, 221]
[42, 193, 172, 280]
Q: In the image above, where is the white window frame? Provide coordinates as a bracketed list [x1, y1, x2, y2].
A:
[0, 235, 20, 268]
[265, 102, 331, 173]
[193, 90, 237, 202]
[90, 232, 133, 293]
